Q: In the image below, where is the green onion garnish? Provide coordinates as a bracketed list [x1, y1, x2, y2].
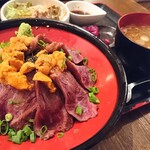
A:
[5, 113, 13, 122]
[0, 120, 9, 135]
[12, 134, 22, 144]
[83, 58, 88, 65]
[89, 68, 97, 82]
[88, 87, 99, 94]
[60, 48, 64, 52]
[61, 58, 66, 68]
[0, 41, 10, 49]
[57, 132, 64, 138]
[40, 125, 48, 137]
[8, 128, 16, 141]
[8, 125, 36, 144]
[38, 40, 46, 47]
[30, 131, 36, 143]
[8, 99, 21, 105]
[16, 130, 23, 141]
[68, 55, 72, 61]
[75, 106, 83, 115]
[28, 119, 34, 123]
[88, 92, 100, 104]
[23, 125, 32, 136]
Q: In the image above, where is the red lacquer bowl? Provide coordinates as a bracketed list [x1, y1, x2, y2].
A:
[0, 19, 127, 150]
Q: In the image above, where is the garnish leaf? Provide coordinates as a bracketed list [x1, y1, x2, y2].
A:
[57, 132, 64, 138]
[38, 40, 46, 47]
[75, 106, 83, 115]
[88, 92, 100, 104]
[88, 86, 99, 94]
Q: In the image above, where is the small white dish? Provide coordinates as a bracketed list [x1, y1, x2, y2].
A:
[65, 1, 107, 25]
[0, 0, 70, 22]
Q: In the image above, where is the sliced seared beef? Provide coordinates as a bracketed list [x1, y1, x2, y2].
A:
[0, 71, 37, 130]
[51, 71, 98, 122]
[34, 82, 73, 140]
[0, 83, 36, 130]
[0, 84, 12, 120]
[6, 86, 37, 130]
[26, 34, 52, 56]
[45, 43, 84, 64]
[61, 45, 84, 64]
[66, 59, 96, 89]
[45, 42, 64, 53]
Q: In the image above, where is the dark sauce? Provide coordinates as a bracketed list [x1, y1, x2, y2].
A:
[71, 10, 90, 15]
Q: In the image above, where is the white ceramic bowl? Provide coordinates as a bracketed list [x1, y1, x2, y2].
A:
[65, 1, 107, 25]
[0, 0, 70, 22]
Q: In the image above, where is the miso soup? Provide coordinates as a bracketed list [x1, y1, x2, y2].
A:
[121, 25, 150, 49]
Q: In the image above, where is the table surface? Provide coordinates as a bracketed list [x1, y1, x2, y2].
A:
[83, 0, 150, 150]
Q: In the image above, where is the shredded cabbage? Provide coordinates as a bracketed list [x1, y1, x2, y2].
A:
[5, 2, 32, 19]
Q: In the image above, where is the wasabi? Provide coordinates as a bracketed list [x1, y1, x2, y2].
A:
[17, 22, 34, 37]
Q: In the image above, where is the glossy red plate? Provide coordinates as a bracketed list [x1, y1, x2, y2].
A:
[0, 19, 127, 150]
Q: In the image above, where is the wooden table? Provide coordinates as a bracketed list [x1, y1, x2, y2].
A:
[83, 0, 150, 150]
[85, 0, 149, 15]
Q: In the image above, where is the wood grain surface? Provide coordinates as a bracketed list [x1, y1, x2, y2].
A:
[90, 104, 150, 150]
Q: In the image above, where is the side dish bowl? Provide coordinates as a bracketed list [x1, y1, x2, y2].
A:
[0, 0, 70, 22]
[115, 12, 150, 75]
[65, 1, 107, 25]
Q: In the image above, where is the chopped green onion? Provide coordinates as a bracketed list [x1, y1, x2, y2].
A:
[8, 99, 21, 105]
[91, 72, 97, 82]
[68, 55, 72, 61]
[8, 100, 14, 105]
[8, 128, 16, 141]
[57, 132, 64, 138]
[30, 131, 36, 143]
[12, 129, 28, 144]
[83, 58, 88, 65]
[40, 125, 48, 137]
[23, 125, 32, 136]
[0, 120, 9, 135]
[61, 58, 66, 68]
[21, 133, 28, 142]
[88, 92, 100, 104]
[0, 41, 10, 49]
[38, 40, 46, 47]
[88, 68, 94, 73]
[8, 125, 36, 144]
[28, 119, 34, 123]
[16, 130, 23, 141]
[12, 135, 22, 144]
[75, 106, 83, 115]
[88, 87, 99, 94]
[60, 48, 64, 52]
[5, 113, 13, 122]
[89, 68, 97, 82]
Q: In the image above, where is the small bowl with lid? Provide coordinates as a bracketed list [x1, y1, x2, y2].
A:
[115, 12, 150, 75]
[65, 0, 107, 25]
